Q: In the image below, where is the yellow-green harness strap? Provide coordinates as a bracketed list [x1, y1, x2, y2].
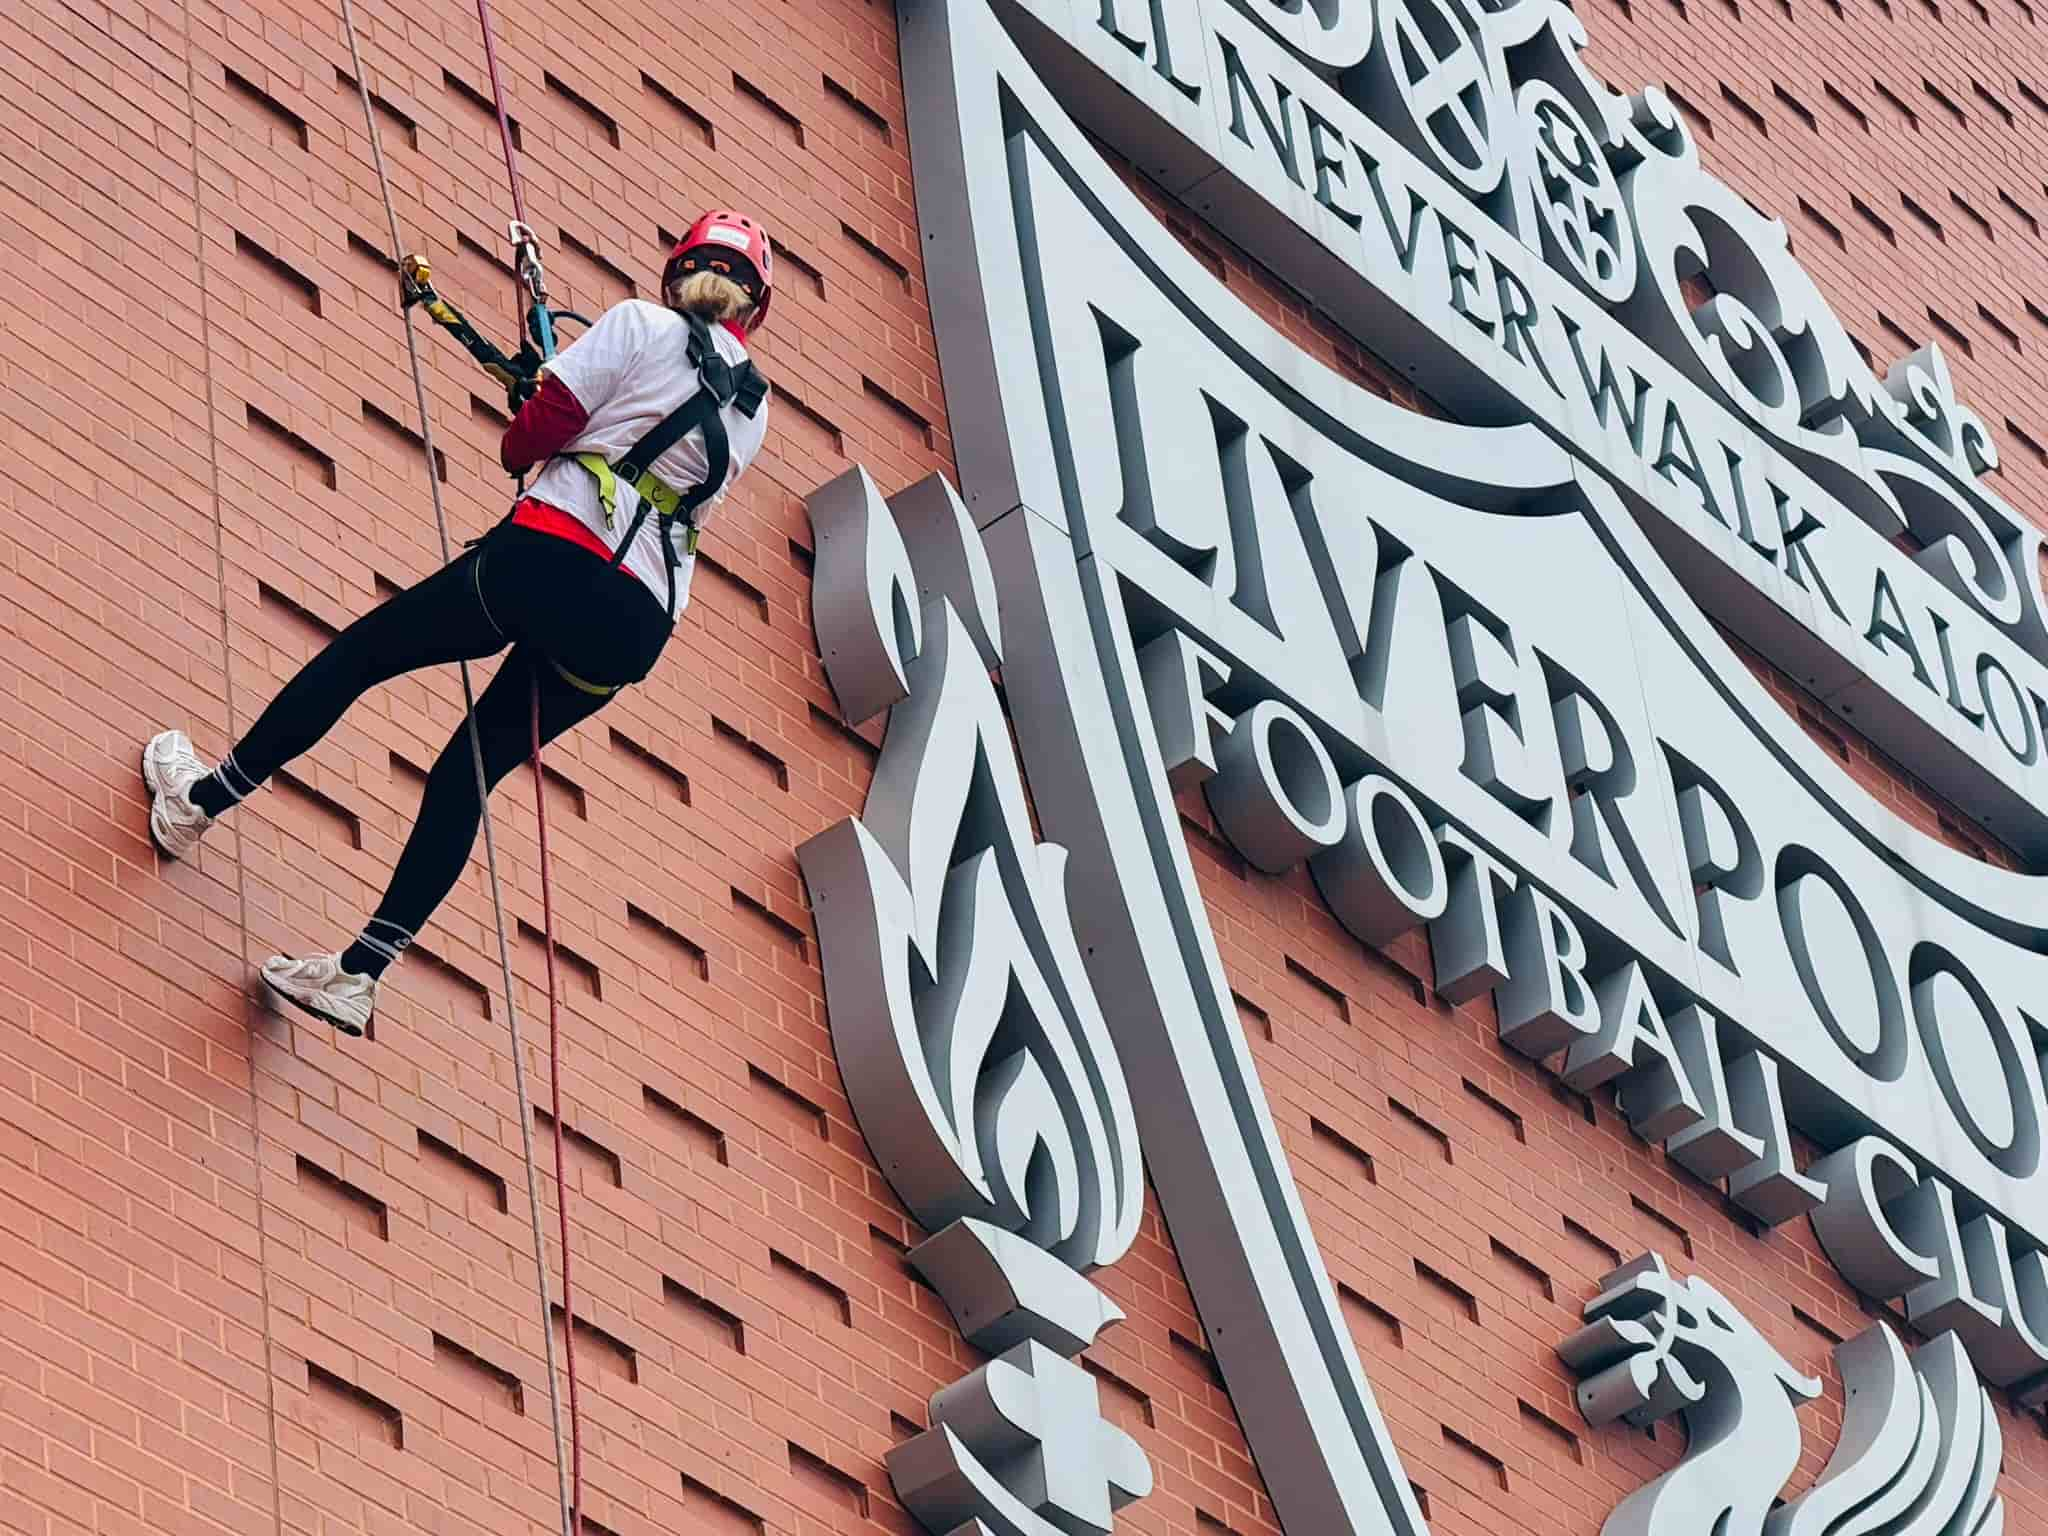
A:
[549, 658, 620, 697]
[571, 451, 693, 547]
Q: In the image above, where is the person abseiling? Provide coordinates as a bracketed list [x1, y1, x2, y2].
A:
[140, 210, 776, 1037]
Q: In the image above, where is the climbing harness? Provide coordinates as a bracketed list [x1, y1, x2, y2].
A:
[400, 259, 765, 622]
[334, 3, 582, 1534]
[579, 308, 770, 616]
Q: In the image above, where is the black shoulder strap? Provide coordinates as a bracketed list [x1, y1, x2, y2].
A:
[615, 390, 720, 491]
[677, 405, 730, 518]
[604, 312, 768, 605]
[612, 310, 762, 486]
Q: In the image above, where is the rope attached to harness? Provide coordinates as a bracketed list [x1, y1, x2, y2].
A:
[334, 4, 581, 1534]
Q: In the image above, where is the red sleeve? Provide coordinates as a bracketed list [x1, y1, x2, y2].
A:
[500, 372, 591, 474]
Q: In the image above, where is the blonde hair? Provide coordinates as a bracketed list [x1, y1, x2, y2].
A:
[666, 270, 755, 324]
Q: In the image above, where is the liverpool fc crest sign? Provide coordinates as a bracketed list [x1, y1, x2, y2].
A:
[799, 0, 2048, 1530]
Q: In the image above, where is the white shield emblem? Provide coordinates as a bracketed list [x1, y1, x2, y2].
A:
[797, 0, 2048, 1530]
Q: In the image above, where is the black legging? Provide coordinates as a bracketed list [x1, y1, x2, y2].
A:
[203, 524, 671, 972]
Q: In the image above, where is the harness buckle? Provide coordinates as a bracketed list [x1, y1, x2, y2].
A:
[699, 353, 737, 408]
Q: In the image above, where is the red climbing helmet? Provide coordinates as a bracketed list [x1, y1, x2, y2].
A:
[663, 209, 775, 335]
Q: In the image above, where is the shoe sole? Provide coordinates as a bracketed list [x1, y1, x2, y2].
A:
[261, 972, 370, 1039]
[140, 740, 179, 861]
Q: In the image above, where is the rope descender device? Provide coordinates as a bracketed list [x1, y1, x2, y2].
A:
[396, 230, 592, 411]
[397, 250, 543, 406]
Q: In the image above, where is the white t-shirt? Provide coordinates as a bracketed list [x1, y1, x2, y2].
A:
[525, 299, 770, 615]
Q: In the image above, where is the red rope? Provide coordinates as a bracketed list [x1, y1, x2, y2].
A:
[472, 0, 529, 229]
[530, 673, 583, 1530]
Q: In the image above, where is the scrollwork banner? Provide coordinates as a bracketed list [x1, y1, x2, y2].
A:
[982, 0, 2048, 856]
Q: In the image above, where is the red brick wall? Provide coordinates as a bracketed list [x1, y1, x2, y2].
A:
[3, 1, 2048, 1536]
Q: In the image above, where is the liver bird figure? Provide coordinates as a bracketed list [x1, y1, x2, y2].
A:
[1561, 1255, 2004, 1536]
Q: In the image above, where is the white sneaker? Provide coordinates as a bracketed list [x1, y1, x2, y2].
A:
[141, 730, 214, 860]
[262, 952, 378, 1038]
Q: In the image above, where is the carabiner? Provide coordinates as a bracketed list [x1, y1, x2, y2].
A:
[507, 219, 549, 306]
